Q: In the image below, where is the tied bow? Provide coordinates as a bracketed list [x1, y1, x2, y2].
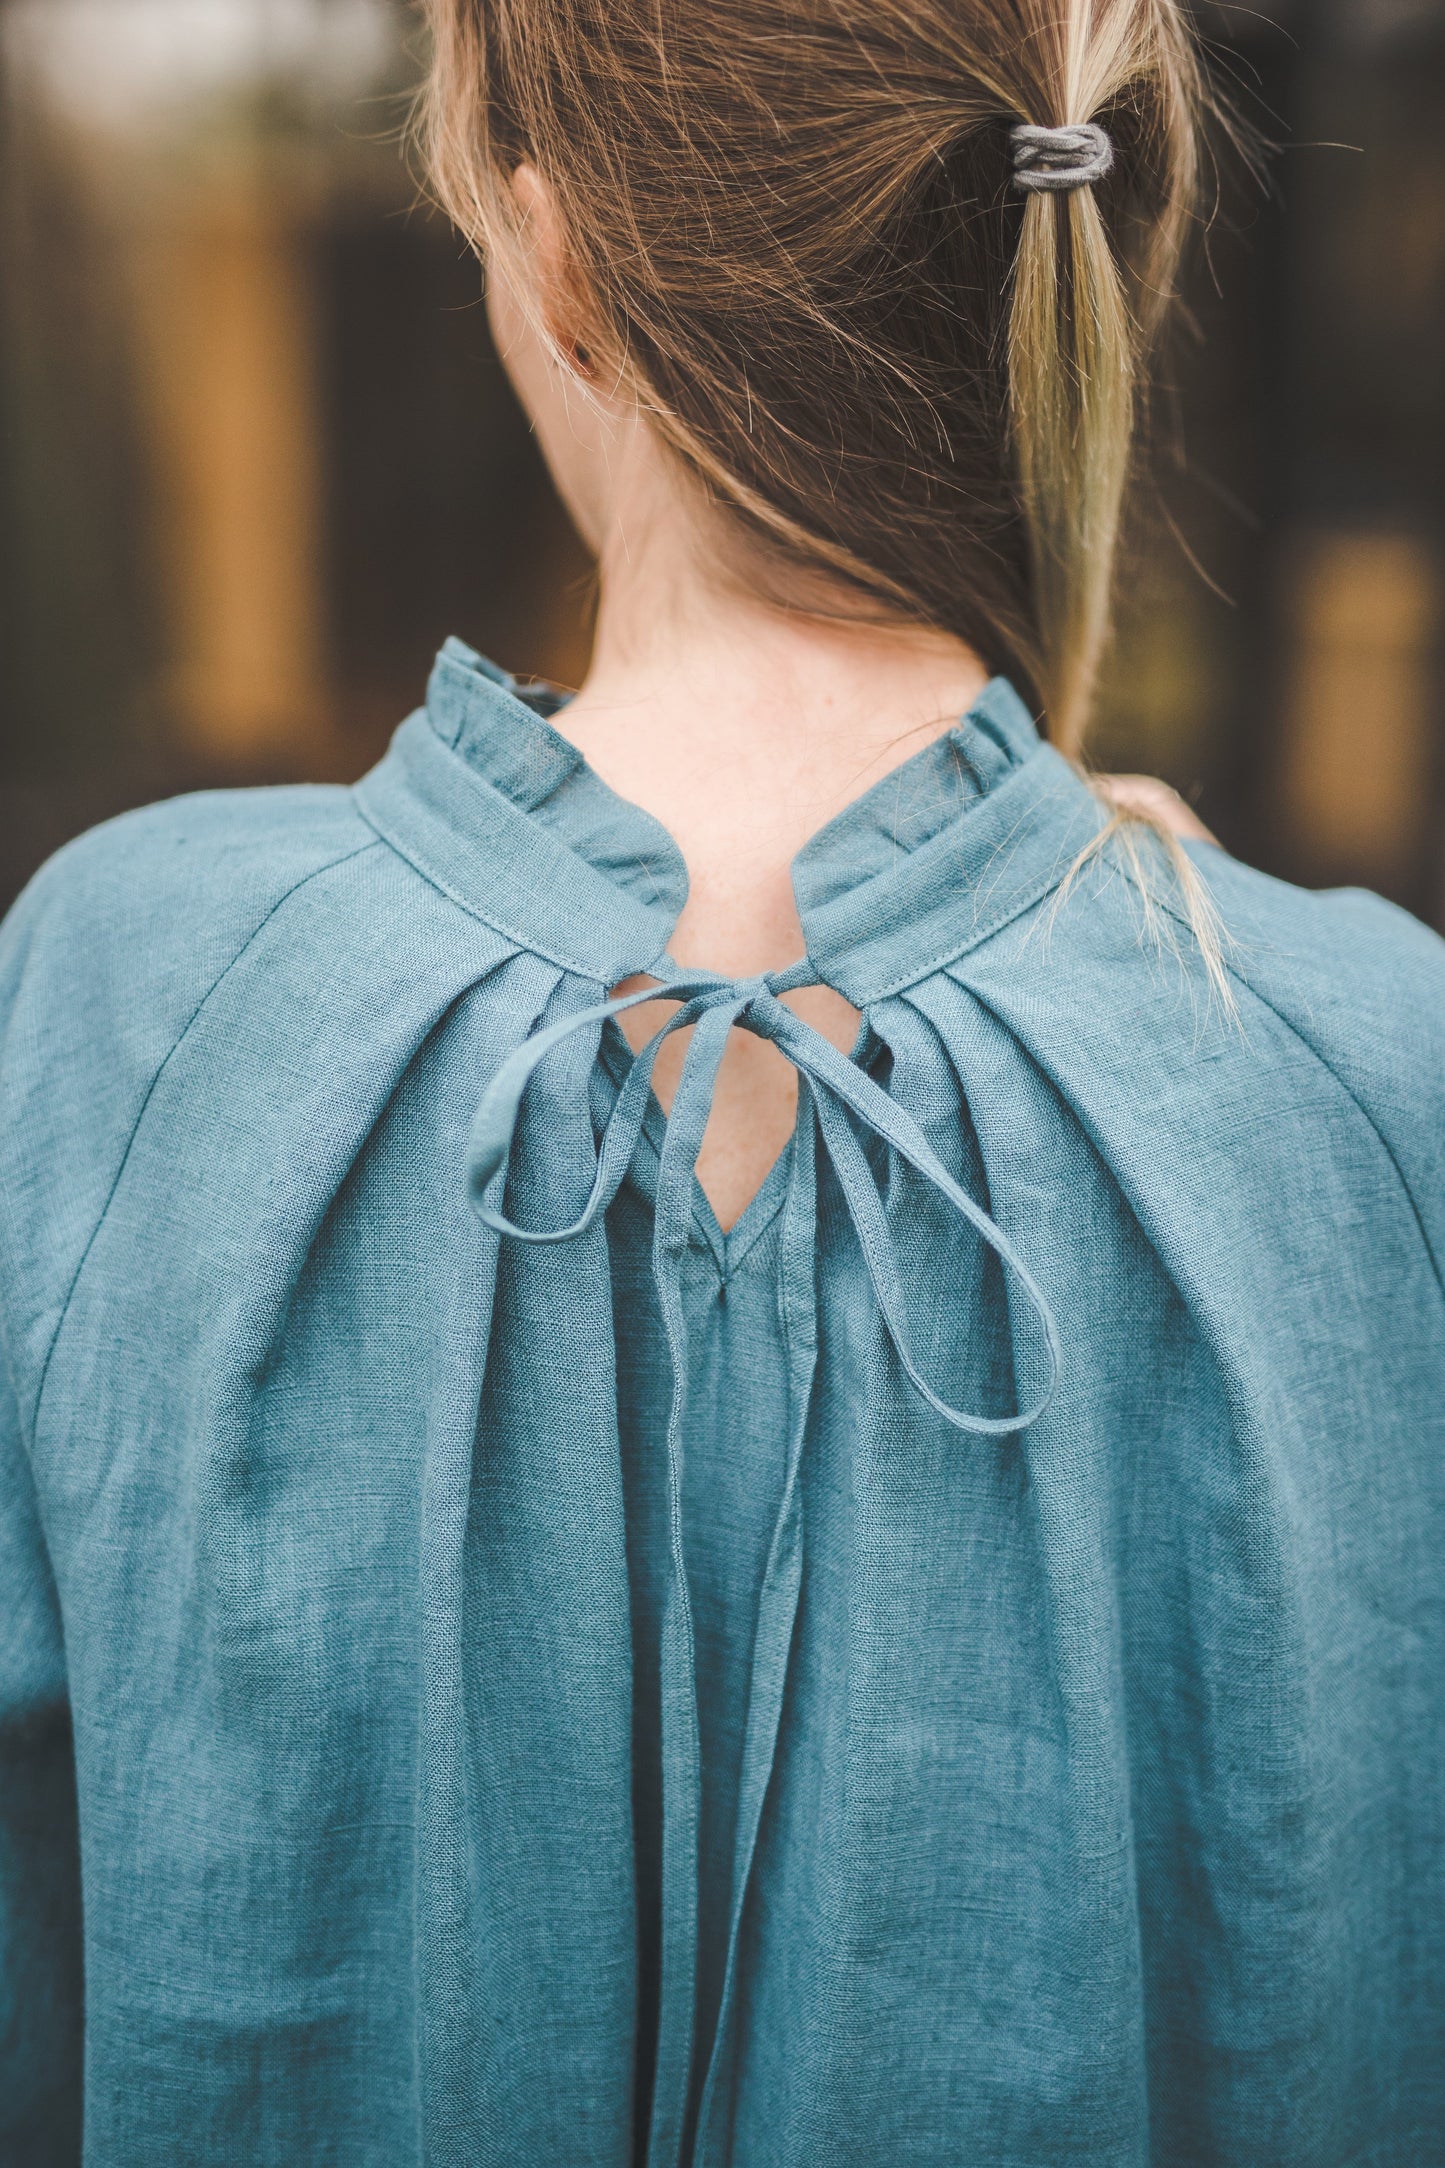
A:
[467, 955, 1061, 1437]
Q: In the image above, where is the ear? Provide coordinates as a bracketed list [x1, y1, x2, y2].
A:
[485, 162, 632, 558]
[503, 162, 597, 379]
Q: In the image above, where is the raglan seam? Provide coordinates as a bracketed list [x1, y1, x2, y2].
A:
[353, 776, 670, 984]
[1208, 968, 1445, 1309]
[952, 858, 1445, 1314]
[28, 837, 384, 1440]
[1127, 856, 1445, 1310]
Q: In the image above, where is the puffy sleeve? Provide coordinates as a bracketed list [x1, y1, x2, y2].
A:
[0, 784, 403, 2163]
[0, 1340, 82, 2164]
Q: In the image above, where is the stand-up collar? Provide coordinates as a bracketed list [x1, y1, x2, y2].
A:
[354, 636, 1104, 1003]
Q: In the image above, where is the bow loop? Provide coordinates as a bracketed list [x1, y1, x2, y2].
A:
[467, 978, 710, 1241]
[466, 959, 1061, 1433]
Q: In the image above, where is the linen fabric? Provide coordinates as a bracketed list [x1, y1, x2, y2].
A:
[2, 636, 1444, 2167]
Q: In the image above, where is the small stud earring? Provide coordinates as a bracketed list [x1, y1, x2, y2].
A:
[571, 341, 596, 380]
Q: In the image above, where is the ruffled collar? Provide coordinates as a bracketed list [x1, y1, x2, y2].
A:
[355, 635, 1102, 1004]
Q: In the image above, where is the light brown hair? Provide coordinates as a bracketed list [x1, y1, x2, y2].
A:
[423, 1, 1241, 1005]
[421, 0, 1210, 765]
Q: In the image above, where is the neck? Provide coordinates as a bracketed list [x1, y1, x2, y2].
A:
[553, 476, 991, 979]
[542, 451, 993, 1229]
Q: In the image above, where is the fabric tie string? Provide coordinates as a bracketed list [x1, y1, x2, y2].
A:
[465, 956, 1062, 2166]
[468, 958, 1061, 1433]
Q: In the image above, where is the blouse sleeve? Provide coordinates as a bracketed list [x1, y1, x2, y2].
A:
[0, 1343, 83, 2165]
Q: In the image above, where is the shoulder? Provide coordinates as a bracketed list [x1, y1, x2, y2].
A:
[0, 780, 388, 1112]
[0, 785, 384, 1392]
[7, 774, 404, 1012]
[2, 781, 377, 981]
[952, 830, 1445, 1284]
[1189, 843, 1445, 1106]
[1194, 848, 1445, 1265]
[1175, 843, 1445, 1274]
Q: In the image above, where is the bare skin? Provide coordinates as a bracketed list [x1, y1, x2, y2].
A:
[487, 168, 1213, 1230]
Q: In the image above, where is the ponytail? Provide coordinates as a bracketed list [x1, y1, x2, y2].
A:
[978, 3, 1235, 1004]
[999, 2, 1201, 756]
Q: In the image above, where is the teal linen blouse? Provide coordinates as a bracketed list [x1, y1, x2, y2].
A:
[3, 636, 1445, 2167]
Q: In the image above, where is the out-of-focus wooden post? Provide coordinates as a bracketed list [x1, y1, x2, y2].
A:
[1278, 528, 1440, 887]
[122, 162, 340, 769]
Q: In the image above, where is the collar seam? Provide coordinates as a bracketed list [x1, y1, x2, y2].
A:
[353, 773, 665, 988]
[849, 838, 1104, 1004]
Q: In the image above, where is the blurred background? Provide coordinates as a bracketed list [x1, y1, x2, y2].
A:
[1, 0, 1443, 924]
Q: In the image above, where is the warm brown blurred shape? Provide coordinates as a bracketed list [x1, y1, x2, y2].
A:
[1279, 530, 1439, 874]
[1, 0, 1443, 925]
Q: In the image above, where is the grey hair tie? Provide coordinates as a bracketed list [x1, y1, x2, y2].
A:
[1010, 121, 1115, 195]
